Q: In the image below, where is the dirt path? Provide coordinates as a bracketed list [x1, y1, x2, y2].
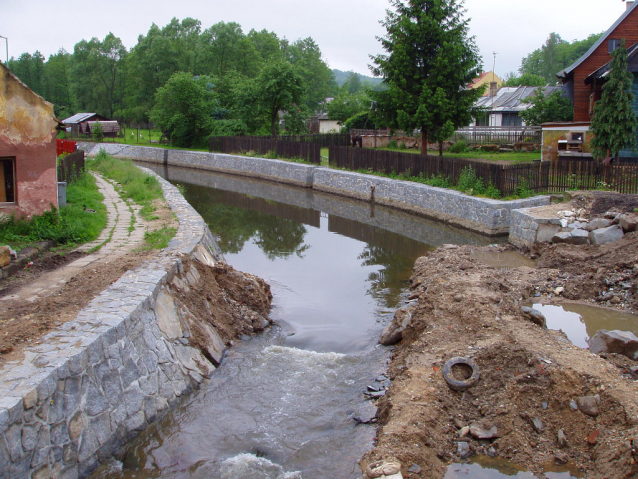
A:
[363, 194, 638, 479]
[0, 173, 174, 364]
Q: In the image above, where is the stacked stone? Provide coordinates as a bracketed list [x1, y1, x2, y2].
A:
[0, 170, 222, 479]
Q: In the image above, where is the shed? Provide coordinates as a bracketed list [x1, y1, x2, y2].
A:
[86, 121, 121, 137]
[62, 113, 111, 136]
[0, 62, 64, 218]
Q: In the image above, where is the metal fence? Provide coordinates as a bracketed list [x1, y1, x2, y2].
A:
[328, 146, 638, 197]
[450, 126, 542, 145]
[57, 150, 85, 184]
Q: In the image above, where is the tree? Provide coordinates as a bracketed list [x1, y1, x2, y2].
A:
[327, 90, 371, 124]
[590, 39, 638, 162]
[149, 72, 220, 147]
[519, 89, 573, 125]
[503, 72, 546, 87]
[91, 121, 104, 142]
[370, 0, 485, 155]
[232, 61, 306, 135]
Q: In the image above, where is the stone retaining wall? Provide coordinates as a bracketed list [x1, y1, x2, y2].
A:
[80, 143, 549, 235]
[0, 169, 228, 479]
[509, 208, 563, 248]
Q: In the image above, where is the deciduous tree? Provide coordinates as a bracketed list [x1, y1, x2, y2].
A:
[519, 88, 573, 125]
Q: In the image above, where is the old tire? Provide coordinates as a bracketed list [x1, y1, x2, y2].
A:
[443, 357, 480, 391]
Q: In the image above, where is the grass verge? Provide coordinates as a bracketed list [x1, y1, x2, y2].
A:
[0, 171, 107, 251]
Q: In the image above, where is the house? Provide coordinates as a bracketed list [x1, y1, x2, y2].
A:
[308, 98, 341, 133]
[469, 71, 503, 97]
[557, 0, 638, 121]
[62, 113, 120, 137]
[0, 62, 64, 218]
[472, 85, 565, 127]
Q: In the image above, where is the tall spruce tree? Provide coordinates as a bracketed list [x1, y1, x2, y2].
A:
[590, 39, 637, 162]
[370, 0, 484, 155]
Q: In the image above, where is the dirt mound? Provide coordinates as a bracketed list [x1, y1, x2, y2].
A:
[363, 241, 638, 479]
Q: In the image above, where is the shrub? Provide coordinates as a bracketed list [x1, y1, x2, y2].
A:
[388, 139, 398, 149]
[448, 139, 468, 153]
[92, 122, 104, 143]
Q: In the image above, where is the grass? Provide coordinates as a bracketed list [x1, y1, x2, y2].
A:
[377, 146, 541, 164]
[90, 150, 164, 221]
[0, 170, 107, 251]
[90, 150, 178, 249]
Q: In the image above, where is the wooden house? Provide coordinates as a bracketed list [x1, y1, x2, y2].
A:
[0, 62, 64, 218]
[557, 1, 638, 121]
[61, 113, 117, 137]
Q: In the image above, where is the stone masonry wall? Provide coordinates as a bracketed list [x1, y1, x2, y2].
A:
[79, 143, 549, 236]
[510, 208, 563, 248]
[0, 169, 230, 479]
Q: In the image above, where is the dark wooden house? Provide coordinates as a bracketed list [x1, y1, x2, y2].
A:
[557, 1, 638, 121]
[61, 113, 116, 137]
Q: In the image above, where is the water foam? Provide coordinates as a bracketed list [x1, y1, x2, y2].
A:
[219, 453, 302, 479]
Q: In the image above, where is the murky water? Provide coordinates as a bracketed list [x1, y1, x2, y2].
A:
[91, 165, 501, 478]
[532, 302, 638, 348]
[472, 250, 537, 269]
[445, 456, 581, 478]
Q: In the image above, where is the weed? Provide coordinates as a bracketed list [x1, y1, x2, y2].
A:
[142, 227, 177, 250]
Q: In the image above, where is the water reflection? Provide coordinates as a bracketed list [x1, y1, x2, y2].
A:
[445, 456, 580, 478]
[532, 302, 638, 348]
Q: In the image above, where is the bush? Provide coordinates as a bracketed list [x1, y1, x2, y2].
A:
[92, 122, 104, 143]
[448, 139, 468, 153]
[208, 119, 249, 137]
[388, 139, 398, 149]
[457, 166, 485, 196]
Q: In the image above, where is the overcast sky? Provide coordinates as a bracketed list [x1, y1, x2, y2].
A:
[0, 0, 631, 79]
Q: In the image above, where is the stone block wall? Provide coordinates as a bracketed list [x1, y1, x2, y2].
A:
[0, 170, 229, 479]
[509, 208, 563, 248]
[80, 143, 550, 236]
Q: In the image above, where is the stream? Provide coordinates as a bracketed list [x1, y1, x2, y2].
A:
[91, 165, 497, 479]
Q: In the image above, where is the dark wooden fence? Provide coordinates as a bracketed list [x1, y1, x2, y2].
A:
[328, 146, 638, 197]
[57, 150, 85, 184]
[208, 134, 351, 164]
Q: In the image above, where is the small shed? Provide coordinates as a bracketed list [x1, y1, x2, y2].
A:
[62, 113, 112, 137]
[86, 121, 121, 138]
[0, 62, 64, 218]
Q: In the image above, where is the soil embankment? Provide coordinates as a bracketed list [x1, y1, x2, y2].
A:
[364, 194, 638, 479]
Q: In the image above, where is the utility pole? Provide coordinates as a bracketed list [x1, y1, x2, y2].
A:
[0, 35, 8, 64]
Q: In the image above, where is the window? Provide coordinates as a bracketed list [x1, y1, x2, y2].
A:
[501, 113, 522, 127]
[476, 114, 490, 126]
[609, 39, 621, 53]
[0, 158, 15, 203]
[571, 132, 584, 142]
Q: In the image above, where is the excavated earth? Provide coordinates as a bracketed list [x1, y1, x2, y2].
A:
[363, 192, 638, 479]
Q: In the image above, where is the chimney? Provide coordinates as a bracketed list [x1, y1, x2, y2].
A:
[627, 0, 635, 11]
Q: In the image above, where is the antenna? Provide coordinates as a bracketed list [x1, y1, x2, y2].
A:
[0, 35, 8, 64]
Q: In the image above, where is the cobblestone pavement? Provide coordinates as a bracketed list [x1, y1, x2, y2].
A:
[0, 173, 147, 303]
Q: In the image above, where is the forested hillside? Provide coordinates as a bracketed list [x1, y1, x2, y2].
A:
[7, 18, 337, 143]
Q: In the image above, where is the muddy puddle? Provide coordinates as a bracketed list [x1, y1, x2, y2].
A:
[471, 250, 537, 269]
[445, 456, 581, 478]
[531, 302, 638, 348]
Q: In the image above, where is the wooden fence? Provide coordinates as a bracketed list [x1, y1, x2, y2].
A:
[328, 146, 638, 197]
[56, 139, 77, 156]
[57, 150, 85, 184]
[208, 136, 321, 164]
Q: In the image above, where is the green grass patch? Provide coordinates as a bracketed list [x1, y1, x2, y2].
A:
[90, 150, 163, 221]
[0, 171, 106, 250]
[377, 147, 541, 164]
[142, 227, 177, 250]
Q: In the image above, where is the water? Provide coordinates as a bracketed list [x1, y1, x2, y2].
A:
[445, 456, 581, 478]
[90, 165, 498, 478]
[532, 302, 638, 348]
[471, 250, 537, 269]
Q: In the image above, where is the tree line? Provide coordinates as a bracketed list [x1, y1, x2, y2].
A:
[7, 18, 338, 145]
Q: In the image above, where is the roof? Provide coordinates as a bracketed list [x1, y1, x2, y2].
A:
[62, 113, 98, 124]
[585, 41, 638, 84]
[557, 1, 638, 79]
[474, 86, 566, 112]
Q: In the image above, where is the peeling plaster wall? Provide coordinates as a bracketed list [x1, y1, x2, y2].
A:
[0, 64, 59, 218]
